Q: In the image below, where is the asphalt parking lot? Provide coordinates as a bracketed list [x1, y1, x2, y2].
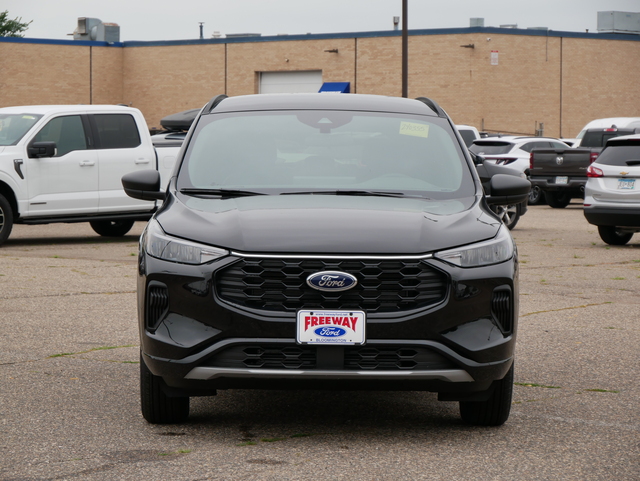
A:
[1, 203, 638, 481]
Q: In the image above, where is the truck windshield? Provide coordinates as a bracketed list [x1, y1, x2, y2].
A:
[178, 110, 474, 200]
[0, 114, 42, 146]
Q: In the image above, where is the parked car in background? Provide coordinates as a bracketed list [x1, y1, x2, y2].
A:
[584, 134, 640, 245]
[572, 117, 640, 147]
[470, 136, 570, 205]
[473, 152, 529, 230]
[456, 124, 481, 147]
[529, 126, 640, 208]
[456, 126, 526, 229]
[123, 93, 530, 426]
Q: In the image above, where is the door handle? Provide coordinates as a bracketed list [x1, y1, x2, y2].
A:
[135, 158, 151, 164]
[79, 160, 96, 166]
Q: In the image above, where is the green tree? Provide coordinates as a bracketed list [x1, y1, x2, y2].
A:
[0, 10, 32, 37]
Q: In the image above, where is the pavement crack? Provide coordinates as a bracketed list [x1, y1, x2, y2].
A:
[521, 302, 612, 317]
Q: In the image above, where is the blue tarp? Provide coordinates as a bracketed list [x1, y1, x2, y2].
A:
[319, 82, 350, 93]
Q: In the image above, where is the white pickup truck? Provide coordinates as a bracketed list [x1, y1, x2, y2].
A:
[0, 105, 179, 245]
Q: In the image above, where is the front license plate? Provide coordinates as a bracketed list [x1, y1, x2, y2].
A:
[555, 176, 568, 185]
[617, 178, 635, 190]
[297, 310, 366, 345]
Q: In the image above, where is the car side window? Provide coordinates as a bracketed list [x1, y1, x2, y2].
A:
[519, 142, 532, 153]
[93, 114, 141, 149]
[32, 115, 87, 157]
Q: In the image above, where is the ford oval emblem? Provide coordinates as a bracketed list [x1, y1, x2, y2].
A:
[314, 326, 347, 337]
[306, 271, 357, 292]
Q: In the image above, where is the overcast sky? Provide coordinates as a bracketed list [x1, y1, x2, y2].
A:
[4, 0, 638, 42]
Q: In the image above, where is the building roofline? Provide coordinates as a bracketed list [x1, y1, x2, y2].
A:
[1, 26, 638, 48]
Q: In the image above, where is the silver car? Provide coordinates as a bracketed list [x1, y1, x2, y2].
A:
[584, 134, 640, 245]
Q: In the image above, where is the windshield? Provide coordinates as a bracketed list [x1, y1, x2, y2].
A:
[0, 114, 42, 146]
[177, 110, 474, 199]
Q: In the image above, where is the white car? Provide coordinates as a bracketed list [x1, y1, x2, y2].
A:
[584, 134, 640, 245]
[470, 136, 571, 173]
[470, 136, 571, 204]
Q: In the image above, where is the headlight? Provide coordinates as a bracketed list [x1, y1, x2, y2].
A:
[435, 226, 515, 267]
[142, 219, 228, 265]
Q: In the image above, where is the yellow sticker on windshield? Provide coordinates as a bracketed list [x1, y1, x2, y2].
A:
[399, 122, 429, 138]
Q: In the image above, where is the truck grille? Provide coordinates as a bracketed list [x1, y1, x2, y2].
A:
[215, 257, 447, 314]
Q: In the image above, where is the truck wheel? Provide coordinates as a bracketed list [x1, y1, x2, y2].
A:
[460, 362, 513, 426]
[0, 194, 14, 246]
[597, 226, 633, 246]
[544, 191, 571, 208]
[89, 219, 135, 237]
[528, 185, 545, 205]
[490, 204, 520, 230]
[140, 354, 190, 424]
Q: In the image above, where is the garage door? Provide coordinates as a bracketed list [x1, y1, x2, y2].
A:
[259, 71, 323, 94]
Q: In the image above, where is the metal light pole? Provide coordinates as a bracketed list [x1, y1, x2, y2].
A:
[402, 0, 408, 98]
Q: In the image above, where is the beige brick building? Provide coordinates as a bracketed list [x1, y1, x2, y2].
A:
[1, 27, 638, 138]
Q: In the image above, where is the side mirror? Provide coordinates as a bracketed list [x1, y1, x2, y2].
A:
[470, 151, 485, 165]
[485, 174, 530, 205]
[28, 141, 57, 158]
[122, 170, 165, 201]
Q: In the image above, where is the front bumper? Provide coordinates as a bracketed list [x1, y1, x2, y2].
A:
[137, 251, 519, 398]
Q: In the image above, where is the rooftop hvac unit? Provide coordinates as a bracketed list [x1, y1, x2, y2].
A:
[73, 17, 120, 42]
[598, 11, 640, 35]
[470, 18, 484, 27]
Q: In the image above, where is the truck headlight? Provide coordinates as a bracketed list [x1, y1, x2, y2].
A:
[142, 219, 228, 265]
[435, 226, 515, 267]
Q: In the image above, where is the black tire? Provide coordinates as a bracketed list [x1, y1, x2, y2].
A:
[140, 353, 190, 424]
[528, 185, 545, 205]
[0, 194, 14, 246]
[597, 225, 633, 246]
[490, 204, 520, 230]
[544, 191, 571, 209]
[460, 362, 514, 426]
[89, 219, 135, 237]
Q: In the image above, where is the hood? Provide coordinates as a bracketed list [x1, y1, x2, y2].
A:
[156, 194, 501, 255]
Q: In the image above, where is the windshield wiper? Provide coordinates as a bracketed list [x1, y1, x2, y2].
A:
[180, 188, 266, 198]
[281, 190, 431, 199]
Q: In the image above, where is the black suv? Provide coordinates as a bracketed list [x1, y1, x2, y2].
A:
[122, 93, 530, 426]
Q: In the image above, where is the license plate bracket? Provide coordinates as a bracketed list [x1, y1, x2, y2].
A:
[296, 310, 366, 345]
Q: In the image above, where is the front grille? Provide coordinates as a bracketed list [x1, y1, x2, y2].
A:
[205, 345, 316, 370]
[216, 258, 447, 314]
[344, 346, 454, 370]
[203, 344, 455, 371]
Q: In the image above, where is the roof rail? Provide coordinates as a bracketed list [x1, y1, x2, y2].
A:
[203, 94, 228, 114]
[415, 97, 446, 117]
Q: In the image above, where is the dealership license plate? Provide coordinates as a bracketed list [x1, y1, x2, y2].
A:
[296, 310, 366, 345]
[555, 176, 568, 185]
[617, 178, 635, 190]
